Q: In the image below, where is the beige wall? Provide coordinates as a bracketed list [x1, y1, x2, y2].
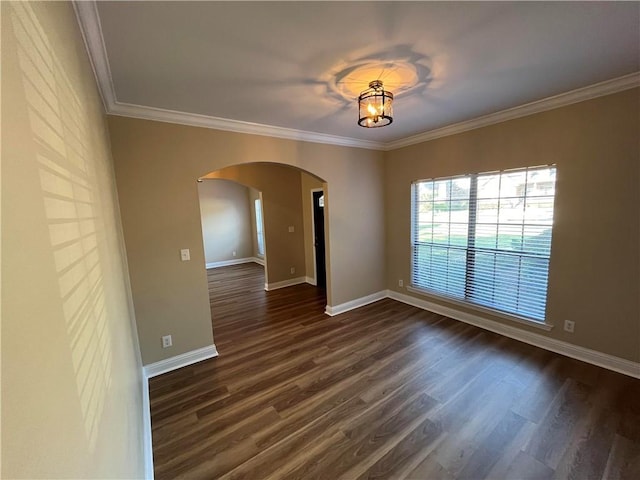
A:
[301, 173, 325, 283]
[198, 179, 253, 264]
[385, 88, 640, 363]
[1, 2, 145, 478]
[108, 116, 386, 364]
[205, 163, 307, 286]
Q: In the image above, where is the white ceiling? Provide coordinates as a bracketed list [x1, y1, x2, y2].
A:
[86, 1, 639, 147]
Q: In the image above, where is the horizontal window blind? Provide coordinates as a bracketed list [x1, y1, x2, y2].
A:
[411, 166, 556, 322]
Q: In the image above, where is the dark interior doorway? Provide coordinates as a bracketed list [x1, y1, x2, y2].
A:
[312, 190, 326, 289]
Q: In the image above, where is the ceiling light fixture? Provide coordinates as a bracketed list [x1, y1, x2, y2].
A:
[358, 80, 393, 128]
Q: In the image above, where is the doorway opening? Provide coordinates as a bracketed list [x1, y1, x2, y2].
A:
[196, 162, 329, 340]
[312, 189, 326, 289]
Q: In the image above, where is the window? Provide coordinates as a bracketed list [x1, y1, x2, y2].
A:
[254, 198, 265, 256]
[411, 165, 556, 323]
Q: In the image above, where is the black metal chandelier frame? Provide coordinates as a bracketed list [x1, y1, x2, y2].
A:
[357, 79, 394, 128]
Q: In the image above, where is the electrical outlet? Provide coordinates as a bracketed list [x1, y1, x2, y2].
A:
[232, 251, 237, 257]
[180, 249, 190, 261]
[162, 335, 173, 348]
[564, 320, 575, 333]
[288, 226, 295, 233]
[398, 279, 404, 287]
[290, 267, 295, 274]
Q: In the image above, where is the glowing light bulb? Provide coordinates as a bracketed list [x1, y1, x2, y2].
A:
[367, 103, 377, 116]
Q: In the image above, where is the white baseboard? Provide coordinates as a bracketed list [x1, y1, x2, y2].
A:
[265, 277, 306, 291]
[305, 276, 316, 286]
[206, 257, 263, 269]
[141, 376, 154, 479]
[143, 345, 219, 378]
[387, 289, 640, 379]
[325, 290, 387, 316]
[140, 345, 218, 476]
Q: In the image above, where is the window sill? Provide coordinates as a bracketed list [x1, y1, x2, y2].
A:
[405, 285, 554, 332]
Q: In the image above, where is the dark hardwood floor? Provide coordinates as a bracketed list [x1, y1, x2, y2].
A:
[149, 262, 640, 479]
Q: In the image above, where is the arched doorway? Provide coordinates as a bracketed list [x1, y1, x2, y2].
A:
[197, 162, 329, 335]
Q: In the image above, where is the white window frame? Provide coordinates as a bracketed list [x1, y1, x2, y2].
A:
[410, 165, 556, 330]
[254, 198, 265, 257]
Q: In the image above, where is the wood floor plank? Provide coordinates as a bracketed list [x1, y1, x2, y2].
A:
[504, 450, 555, 480]
[154, 407, 280, 477]
[601, 435, 640, 480]
[426, 378, 525, 477]
[257, 395, 367, 459]
[148, 262, 640, 480]
[406, 457, 455, 480]
[151, 384, 230, 423]
[282, 393, 439, 480]
[455, 410, 527, 480]
[355, 416, 444, 480]
[553, 375, 624, 480]
[483, 420, 538, 479]
[524, 378, 593, 470]
[220, 397, 366, 480]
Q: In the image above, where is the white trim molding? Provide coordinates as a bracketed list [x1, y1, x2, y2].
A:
[143, 345, 219, 378]
[388, 290, 640, 379]
[109, 101, 385, 150]
[72, 1, 116, 111]
[140, 344, 219, 476]
[265, 277, 306, 291]
[385, 73, 640, 150]
[305, 276, 316, 286]
[72, 1, 382, 150]
[101, 73, 640, 152]
[142, 345, 218, 480]
[206, 257, 263, 269]
[72, 1, 639, 152]
[325, 290, 387, 317]
[141, 377, 154, 479]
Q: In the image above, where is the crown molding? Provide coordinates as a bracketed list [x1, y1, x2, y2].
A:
[74, 1, 639, 153]
[108, 73, 639, 152]
[73, 1, 116, 111]
[384, 72, 640, 150]
[109, 101, 387, 150]
[72, 1, 384, 150]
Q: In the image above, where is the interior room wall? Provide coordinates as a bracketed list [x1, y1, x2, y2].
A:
[301, 172, 325, 284]
[2, 1, 145, 477]
[108, 116, 386, 364]
[204, 164, 307, 286]
[385, 88, 640, 363]
[197, 179, 253, 265]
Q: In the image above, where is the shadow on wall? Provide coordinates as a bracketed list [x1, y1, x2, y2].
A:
[11, 2, 116, 451]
